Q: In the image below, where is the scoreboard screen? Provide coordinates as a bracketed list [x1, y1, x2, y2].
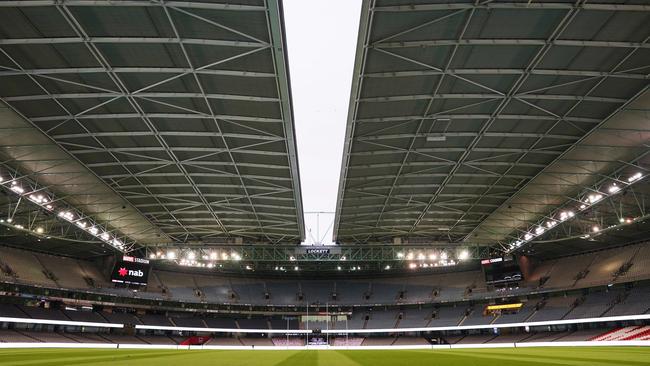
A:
[481, 256, 522, 284]
[110, 256, 150, 286]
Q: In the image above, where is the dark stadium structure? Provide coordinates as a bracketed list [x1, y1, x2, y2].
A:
[0, 0, 649, 351]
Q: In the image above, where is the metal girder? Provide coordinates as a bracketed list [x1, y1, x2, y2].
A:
[372, 39, 649, 49]
[371, 3, 650, 12]
[0, 1, 267, 11]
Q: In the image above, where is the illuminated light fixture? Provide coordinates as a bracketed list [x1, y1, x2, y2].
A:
[429, 253, 437, 261]
[559, 211, 574, 221]
[245, 265, 252, 270]
[535, 227, 545, 235]
[524, 233, 533, 240]
[340, 256, 347, 261]
[45, 204, 53, 210]
[385, 265, 391, 270]
[35, 227, 44, 234]
[422, 263, 429, 268]
[628, 172, 642, 182]
[619, 217, 625, 223]
[546, 221, 557, 229]
[89, 227, 98, 235]
[294, 266, 299, 271]
[337, 266, 341, 271]
[76, 221, 87, 229]
[187, 251, 196, 260]
[149, 253, 156, 259]
[112, 239, 123, 247]
[210, 252, 218, 260]
[0, 176, 3, 183]
[626, 218, 633, 224]
[406, 252, 414, 260]
[58, 211, 74, 221]
[232, 253, 241, 261]
[207, 263, 214, 268]
[221, 252, 229, 260]
[14, 224, 24, 229]
[10, 185, 24, 194]
[580, 204, 587, 210]
[100, 232, 110, 241]
[440, 252, 448, 260]
[458, 250, 469, 260]
[608, 184, 620, 194]
[396, 252, 404, 259]
[6, 218, 12, 223]
[289, 256, 296, 261]
[588, 194, 603, 204]
[592, 226, 600, 233]
[202, 255, 208, 260]
[417, 253, 426, 261]
[166, 250, 176, 260]
[408, 263, 417, 269]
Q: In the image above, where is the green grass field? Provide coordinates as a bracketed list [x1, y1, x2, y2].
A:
[1, 347, 649, 366]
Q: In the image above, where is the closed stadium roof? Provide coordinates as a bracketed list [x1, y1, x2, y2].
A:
[0, 0, 304, 250]
[334, 0, 650, 249]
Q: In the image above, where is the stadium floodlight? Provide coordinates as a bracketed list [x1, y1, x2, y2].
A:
[608, 184, 620, 194]
[149, 253, 156, 259]
[440, 251, 448, 260]
[524, 233, 532, 240]
[89, 227, 98, 235]
[458, 250, 469, 260]
[6, 218, 12, 223]
[396, 252, 404, 259]
[592, 226, 600, 233]
[337, 266, 341, 270]
[221, 252, 229, 260]
[35, 227, 44, 234]
[166, 250, 177, 260]
[210, 252, 218, 260]
[76, 221, 87, 229]
[289, 255, 296, 261]
[408, 263, 417, 269]
[385, 265, 391, 270]
[187, 251, 196, 260]
[417, 253, 426, 261]
[207, 263, 214, 268]
[10, 184, 24, 194]
[340, 255, 347, 261]
[628, 172, 642, 182]
[429, 253, 437, 261]
[232, 253, 241, 261]
[535, 227, 545, 235]
[100, 232, 110, 241]
[245, 265, 252, 270]
[294, 266, 299, 271]
[406, 252, 414, 260]
[588, 194, 603, 204]
[546, 221, 557, 228]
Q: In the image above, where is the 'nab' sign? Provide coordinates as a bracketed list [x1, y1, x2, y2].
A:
[111, 256, 150, 286]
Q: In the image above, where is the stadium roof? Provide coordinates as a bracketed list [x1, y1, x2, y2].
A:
[0, 0, 305, 252]
[334, 0, 650, 251]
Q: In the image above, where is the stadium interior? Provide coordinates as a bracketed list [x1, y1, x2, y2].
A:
[0, 0, 649, 364]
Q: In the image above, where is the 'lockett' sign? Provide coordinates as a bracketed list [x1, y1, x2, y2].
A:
[295, 247, 342, 255]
